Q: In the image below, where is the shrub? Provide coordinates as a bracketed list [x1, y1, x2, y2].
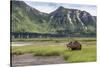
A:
[12, 51, 24, 55]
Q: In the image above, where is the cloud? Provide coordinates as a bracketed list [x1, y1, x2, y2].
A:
[24, 1, 97, 16]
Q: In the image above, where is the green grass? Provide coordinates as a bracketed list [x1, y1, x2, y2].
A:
[63, 45, 96, 62]
[12, 45, 65, 56]
[12, 37, 96, 42]
[11, 37, 96, 63]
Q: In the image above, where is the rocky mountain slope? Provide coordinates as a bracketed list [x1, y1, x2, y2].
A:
[11, 1, 96, 35]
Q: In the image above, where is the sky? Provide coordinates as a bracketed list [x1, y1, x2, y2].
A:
[24, 0, 97, 16]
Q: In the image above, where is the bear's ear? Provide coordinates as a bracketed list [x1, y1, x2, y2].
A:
[70, 42, 72, 43]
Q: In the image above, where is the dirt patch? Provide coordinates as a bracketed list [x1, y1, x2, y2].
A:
[11, 41, 66, 46]
[12, 54, 66, 67]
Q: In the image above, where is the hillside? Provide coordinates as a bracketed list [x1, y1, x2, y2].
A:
[11, 1, 96, 36]
[11, 1, 49, 33]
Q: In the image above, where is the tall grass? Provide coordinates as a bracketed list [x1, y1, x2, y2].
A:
[12, 45, 66, 55]
[12, 44, 96, 63]
[63, 45, 96, 62]
[11, 37, 96, 62]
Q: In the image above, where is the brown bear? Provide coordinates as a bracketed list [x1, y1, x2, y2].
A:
[66, 41, 82, 50]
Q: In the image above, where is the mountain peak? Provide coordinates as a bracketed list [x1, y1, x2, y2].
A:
[57, 6, 65, 10]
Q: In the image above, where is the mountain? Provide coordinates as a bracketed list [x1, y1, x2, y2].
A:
[48, 6, 96, 34]
[11, 1, 96, 35]
[11, 1, 49, 33]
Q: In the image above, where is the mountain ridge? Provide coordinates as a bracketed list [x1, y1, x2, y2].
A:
[11, 1, 96, 35]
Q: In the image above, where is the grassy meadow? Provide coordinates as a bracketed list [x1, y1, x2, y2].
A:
[11, 37, 96, 63]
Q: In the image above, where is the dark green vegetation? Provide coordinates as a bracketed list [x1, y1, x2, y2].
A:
[12, 38, 96, 63]
[11, 1, 96, 35]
